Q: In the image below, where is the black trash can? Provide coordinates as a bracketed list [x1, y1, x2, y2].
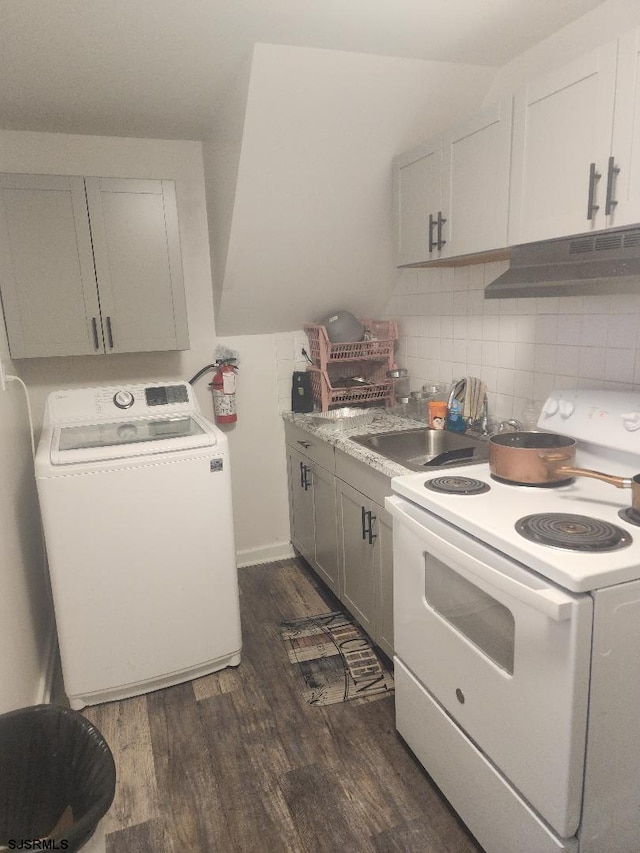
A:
[0, 704, 116, 851]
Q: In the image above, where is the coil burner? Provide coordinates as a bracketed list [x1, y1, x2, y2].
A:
[424, 476, 490, 496]
[515, 513, 632, 552]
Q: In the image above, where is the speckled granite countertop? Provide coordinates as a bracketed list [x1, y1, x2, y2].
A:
[282, 408, 426, 478]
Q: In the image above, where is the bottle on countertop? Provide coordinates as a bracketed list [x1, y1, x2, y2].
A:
[446, 397, 466, 432]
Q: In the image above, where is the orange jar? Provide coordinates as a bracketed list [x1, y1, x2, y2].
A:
[427, 400, 448, 430]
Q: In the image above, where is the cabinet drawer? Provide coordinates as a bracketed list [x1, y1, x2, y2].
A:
[335, 449, 391, 506]
[285, 421, 335, 472]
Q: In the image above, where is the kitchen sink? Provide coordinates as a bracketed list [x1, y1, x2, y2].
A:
[350, 427, 489, 471]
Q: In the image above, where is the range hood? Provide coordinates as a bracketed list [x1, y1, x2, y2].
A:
[485, 225, 640, 299]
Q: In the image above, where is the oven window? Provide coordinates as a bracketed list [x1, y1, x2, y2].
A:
[425, 556, 515, 674]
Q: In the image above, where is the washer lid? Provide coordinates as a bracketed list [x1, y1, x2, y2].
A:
[50, 413, 216, 465]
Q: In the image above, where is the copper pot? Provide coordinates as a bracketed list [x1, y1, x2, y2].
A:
[489, 432, 577, 485]
[489, 432, 640, 506]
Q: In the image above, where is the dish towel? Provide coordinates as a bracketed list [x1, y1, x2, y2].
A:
[462, 376, 487, 423]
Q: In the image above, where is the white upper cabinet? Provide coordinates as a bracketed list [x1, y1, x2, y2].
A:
[393, 136, 443, 266]
[0, 174, 100, 357]
[394, 30, 640, 261]
[442, 98, 513, 258]
[508, 42, 618, 243]
[0, 173, 189, 358]
[393, 99, 513, 266]
[85, 178, 188, 355]
[608, 28, 640, 226]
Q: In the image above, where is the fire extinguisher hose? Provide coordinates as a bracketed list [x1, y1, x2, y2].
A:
[188, 364, 217, 385]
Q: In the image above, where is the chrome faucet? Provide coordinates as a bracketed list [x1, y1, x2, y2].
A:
[497, 418, 523, 432]
[447, 378, 466, 413]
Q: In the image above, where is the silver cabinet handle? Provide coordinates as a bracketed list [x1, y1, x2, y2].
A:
[605, 155, 620, 216]
[91, 317, 100, 351]
[299, 462, 312, 491]
[587, 162, 601, 220]
[303, 464, 312, 491]
[297, 440, 312, 449]
[366, 511, 377, 545]
[106, 316, 114, 349]
[428, 213, 436, 253]
[436, 211, 447, 250]
[361, 507, 377, 544]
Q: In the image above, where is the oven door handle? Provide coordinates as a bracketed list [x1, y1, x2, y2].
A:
[386, 496, 575, 622]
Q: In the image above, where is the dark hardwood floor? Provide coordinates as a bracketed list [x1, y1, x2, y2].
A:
[84, 557, 484, 852]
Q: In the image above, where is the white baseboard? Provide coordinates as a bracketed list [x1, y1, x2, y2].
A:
[236, 541, 295, 567]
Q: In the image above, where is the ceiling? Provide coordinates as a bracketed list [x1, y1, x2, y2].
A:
[0, 0, 607, 141]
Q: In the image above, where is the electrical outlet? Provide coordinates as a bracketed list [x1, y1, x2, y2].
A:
[294, 335, 308, 363]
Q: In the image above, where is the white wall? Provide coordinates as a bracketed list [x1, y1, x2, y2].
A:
[197, 43, 501, 565]
[0, 318, 52, 713]
[214, 332, 313, 566]
[202, 54, 253, 316]
[485, 0, 640, 102]
[211, 43, 497, 336]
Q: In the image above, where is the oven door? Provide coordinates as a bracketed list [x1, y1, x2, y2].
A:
[387, 495, 593, 838]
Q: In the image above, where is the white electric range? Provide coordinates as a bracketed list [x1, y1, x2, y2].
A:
[386, 389, 640, 853]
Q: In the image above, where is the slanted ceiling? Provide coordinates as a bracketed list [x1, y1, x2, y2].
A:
[204, 44, 496, 336]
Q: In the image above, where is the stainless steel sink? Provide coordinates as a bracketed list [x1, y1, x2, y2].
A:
[350, 427, 489, 471]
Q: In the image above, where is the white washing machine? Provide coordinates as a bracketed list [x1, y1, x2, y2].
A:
[35, 381, 242, 710]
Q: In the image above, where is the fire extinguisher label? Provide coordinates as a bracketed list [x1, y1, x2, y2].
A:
[210, 459, 223, 472]
[222, 371, 236, 394]
[213, 390, 237, 416]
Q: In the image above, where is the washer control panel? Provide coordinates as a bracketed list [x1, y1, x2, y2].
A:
[45, 382, 198, 425]
[145, 384, 189, 407]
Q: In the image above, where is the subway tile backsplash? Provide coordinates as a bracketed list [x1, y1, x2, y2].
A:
[384, 260, 640, 424]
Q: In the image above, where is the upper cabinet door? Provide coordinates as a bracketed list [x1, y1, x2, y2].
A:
[0, 174, 102, 358]
[609, 28, 640, 226]
[509, 41, 618, 244]
[393, 137, 443, 266]
[442, 98, 513, 258]
[85, 178, 189, 354]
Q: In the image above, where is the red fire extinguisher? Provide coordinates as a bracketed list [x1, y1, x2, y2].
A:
[210, 360, 238, 424]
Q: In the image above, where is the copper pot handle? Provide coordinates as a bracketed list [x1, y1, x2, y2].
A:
[540, 452, 632, 488]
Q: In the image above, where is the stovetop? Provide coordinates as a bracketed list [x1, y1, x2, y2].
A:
[390, 389, 640, 593]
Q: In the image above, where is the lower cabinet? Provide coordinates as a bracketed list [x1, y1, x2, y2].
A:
[286, 433, 340, 596]
[287, 444, 316, 564]
[337, 480, 377, 636]
[285, 421, 394, 657]
[335, 453, 394, 658]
